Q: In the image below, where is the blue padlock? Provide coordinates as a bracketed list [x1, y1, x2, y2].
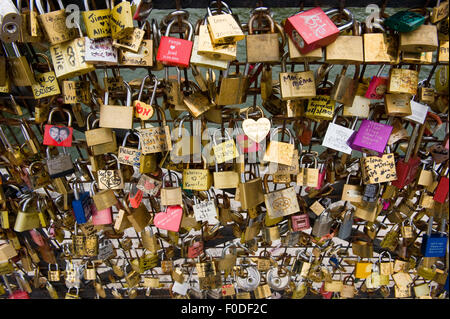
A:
[72, 183, 93, 224]
[421, 217, 448, 258]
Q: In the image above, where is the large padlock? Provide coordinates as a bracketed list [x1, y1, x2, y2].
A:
[4, 42, 36, 86]
[72, 182, 93, 224]
[325, 11, 363, 63]
[31, 53, 61, 99]
[285, 7, 354, 54]
[157, 19, 193, 68]
[246, 13, 280, 63]
[35, 0, 75, 45]
[348, 118, 393, 156]
[421, 217, 448, 258]
[45, 146, 75, 179]
[160, 172, 183, 206]
[99, 81, 134, 129]
[110, 0, 134, 39]
[322, 106, 357, 155]
[13, 197, 40, 232]
[197, 12, 236, 61]
[43, 108, 73, 147]
[49, 23, 95, 80]
[399, 23, 438, 53]
[82, 0, 112, 39]
[216, 63, 249, 105]
[279, 52, 316, 100]
[206, 3, 244, 44]
[263, 127, 295, 166]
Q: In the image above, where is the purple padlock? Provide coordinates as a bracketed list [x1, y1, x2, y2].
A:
[347, 120, 393, 156]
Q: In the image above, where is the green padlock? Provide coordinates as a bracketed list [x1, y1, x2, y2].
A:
[384, 11, 425, 33]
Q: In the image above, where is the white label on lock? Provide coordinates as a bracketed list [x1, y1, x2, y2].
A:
[322, 123, 354, 155]
[193, 200, 219, 224]
[172, 281, 189, 295]
[85, 38, 118, 64]
[404, 100, 429, 124]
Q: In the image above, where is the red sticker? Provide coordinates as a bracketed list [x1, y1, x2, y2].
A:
[43, 124, 73, 147]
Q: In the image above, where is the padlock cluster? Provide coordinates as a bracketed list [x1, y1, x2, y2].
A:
[0, 0, 449, 300]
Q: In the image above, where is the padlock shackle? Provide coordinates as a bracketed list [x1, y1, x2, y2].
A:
[324, 8, 355, 32]
[165, 19, 194, 41]
[47, 107, 73, 127]
[248, 12, 275, 35]
[378, 250, 392, 263]
[162, 171, 181, 187]
[207, 1, 232, 16]
[212, 128, 232, 146]
[270, 126, 294, 144]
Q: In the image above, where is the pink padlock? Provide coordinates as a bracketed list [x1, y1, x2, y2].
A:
[315, 164, 326, 190]
[347, 119, 393, 156]
[236, 134, 260, 153]
[291, 214, 311, 231]
[91, 203, 113, 225]
[365, 65, 388, 100]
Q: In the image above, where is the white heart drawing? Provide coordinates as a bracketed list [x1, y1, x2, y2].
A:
[242, 117, 271, 143]
[169, 45, 176, 50]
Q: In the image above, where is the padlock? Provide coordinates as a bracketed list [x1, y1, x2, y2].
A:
[421, 216, 448, 258]
[13, 197, 40, 232]
[45, 146, 75, 179]
[72, 182, 93, 224]
[85, 37, 118, 65]
[160, 172, 183, 206]
[246, 13, 280, 63]
[212, 129, 239, 164]
[363, 23, 400, 63]
[387, 65, 419, 95]
[264, 127, 295, 166]
[99, 81, 134, 129]
[110, 0, 134, 40]
[279, 52, 316, 100]
[118, 20, 154, 67]
[49, 22, 95, 79]
[85, 115, 116, 155]
[157, 19, 193, 68]
[263, 173, 300, 219]
[138, 105, 172, 155]
[35, 0, 75, 45]
[84, 261, 97, 281]
[206, 3, 244, 44]
[82, 0, 112, 39]
[285, 7, 355, 54]
[330, 64, 360, 106]
[399, 22, 438, 53]
[322, 106, 357, 155]
[91, 181, 118, 212]
[99, 153, 124, 190]
[31, 53, 60, 99]
[325, 14, 363, 63]
[384, 10, 426, 33]
[348, 117, 393, 156]
[311, 211, 333, 237]
[3, 41, 36, 86]
[216, 63, 249, 106]
[297, 153, 320, 188]
[196, 13, 236, 62]
[43, 107, 73, 147]
[113, 19, 148, 53]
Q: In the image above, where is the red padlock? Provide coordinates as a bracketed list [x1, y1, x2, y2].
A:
[156, 19, 194, 68]
[285, 7, 354, 54]
[187, 236, 204, 259]
[392, 156, 421, 189]
[320, 281, 333, 299]
[365, 64, 388, 100]
[433, 176, 449, 203]
[128, 184, 143, 209]
[291, 213, 311, 231]
[315, 164, 327, 190]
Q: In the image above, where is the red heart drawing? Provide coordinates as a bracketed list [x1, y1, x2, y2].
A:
[154, 205, 183, 232]
[43, 124, 73, 147]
